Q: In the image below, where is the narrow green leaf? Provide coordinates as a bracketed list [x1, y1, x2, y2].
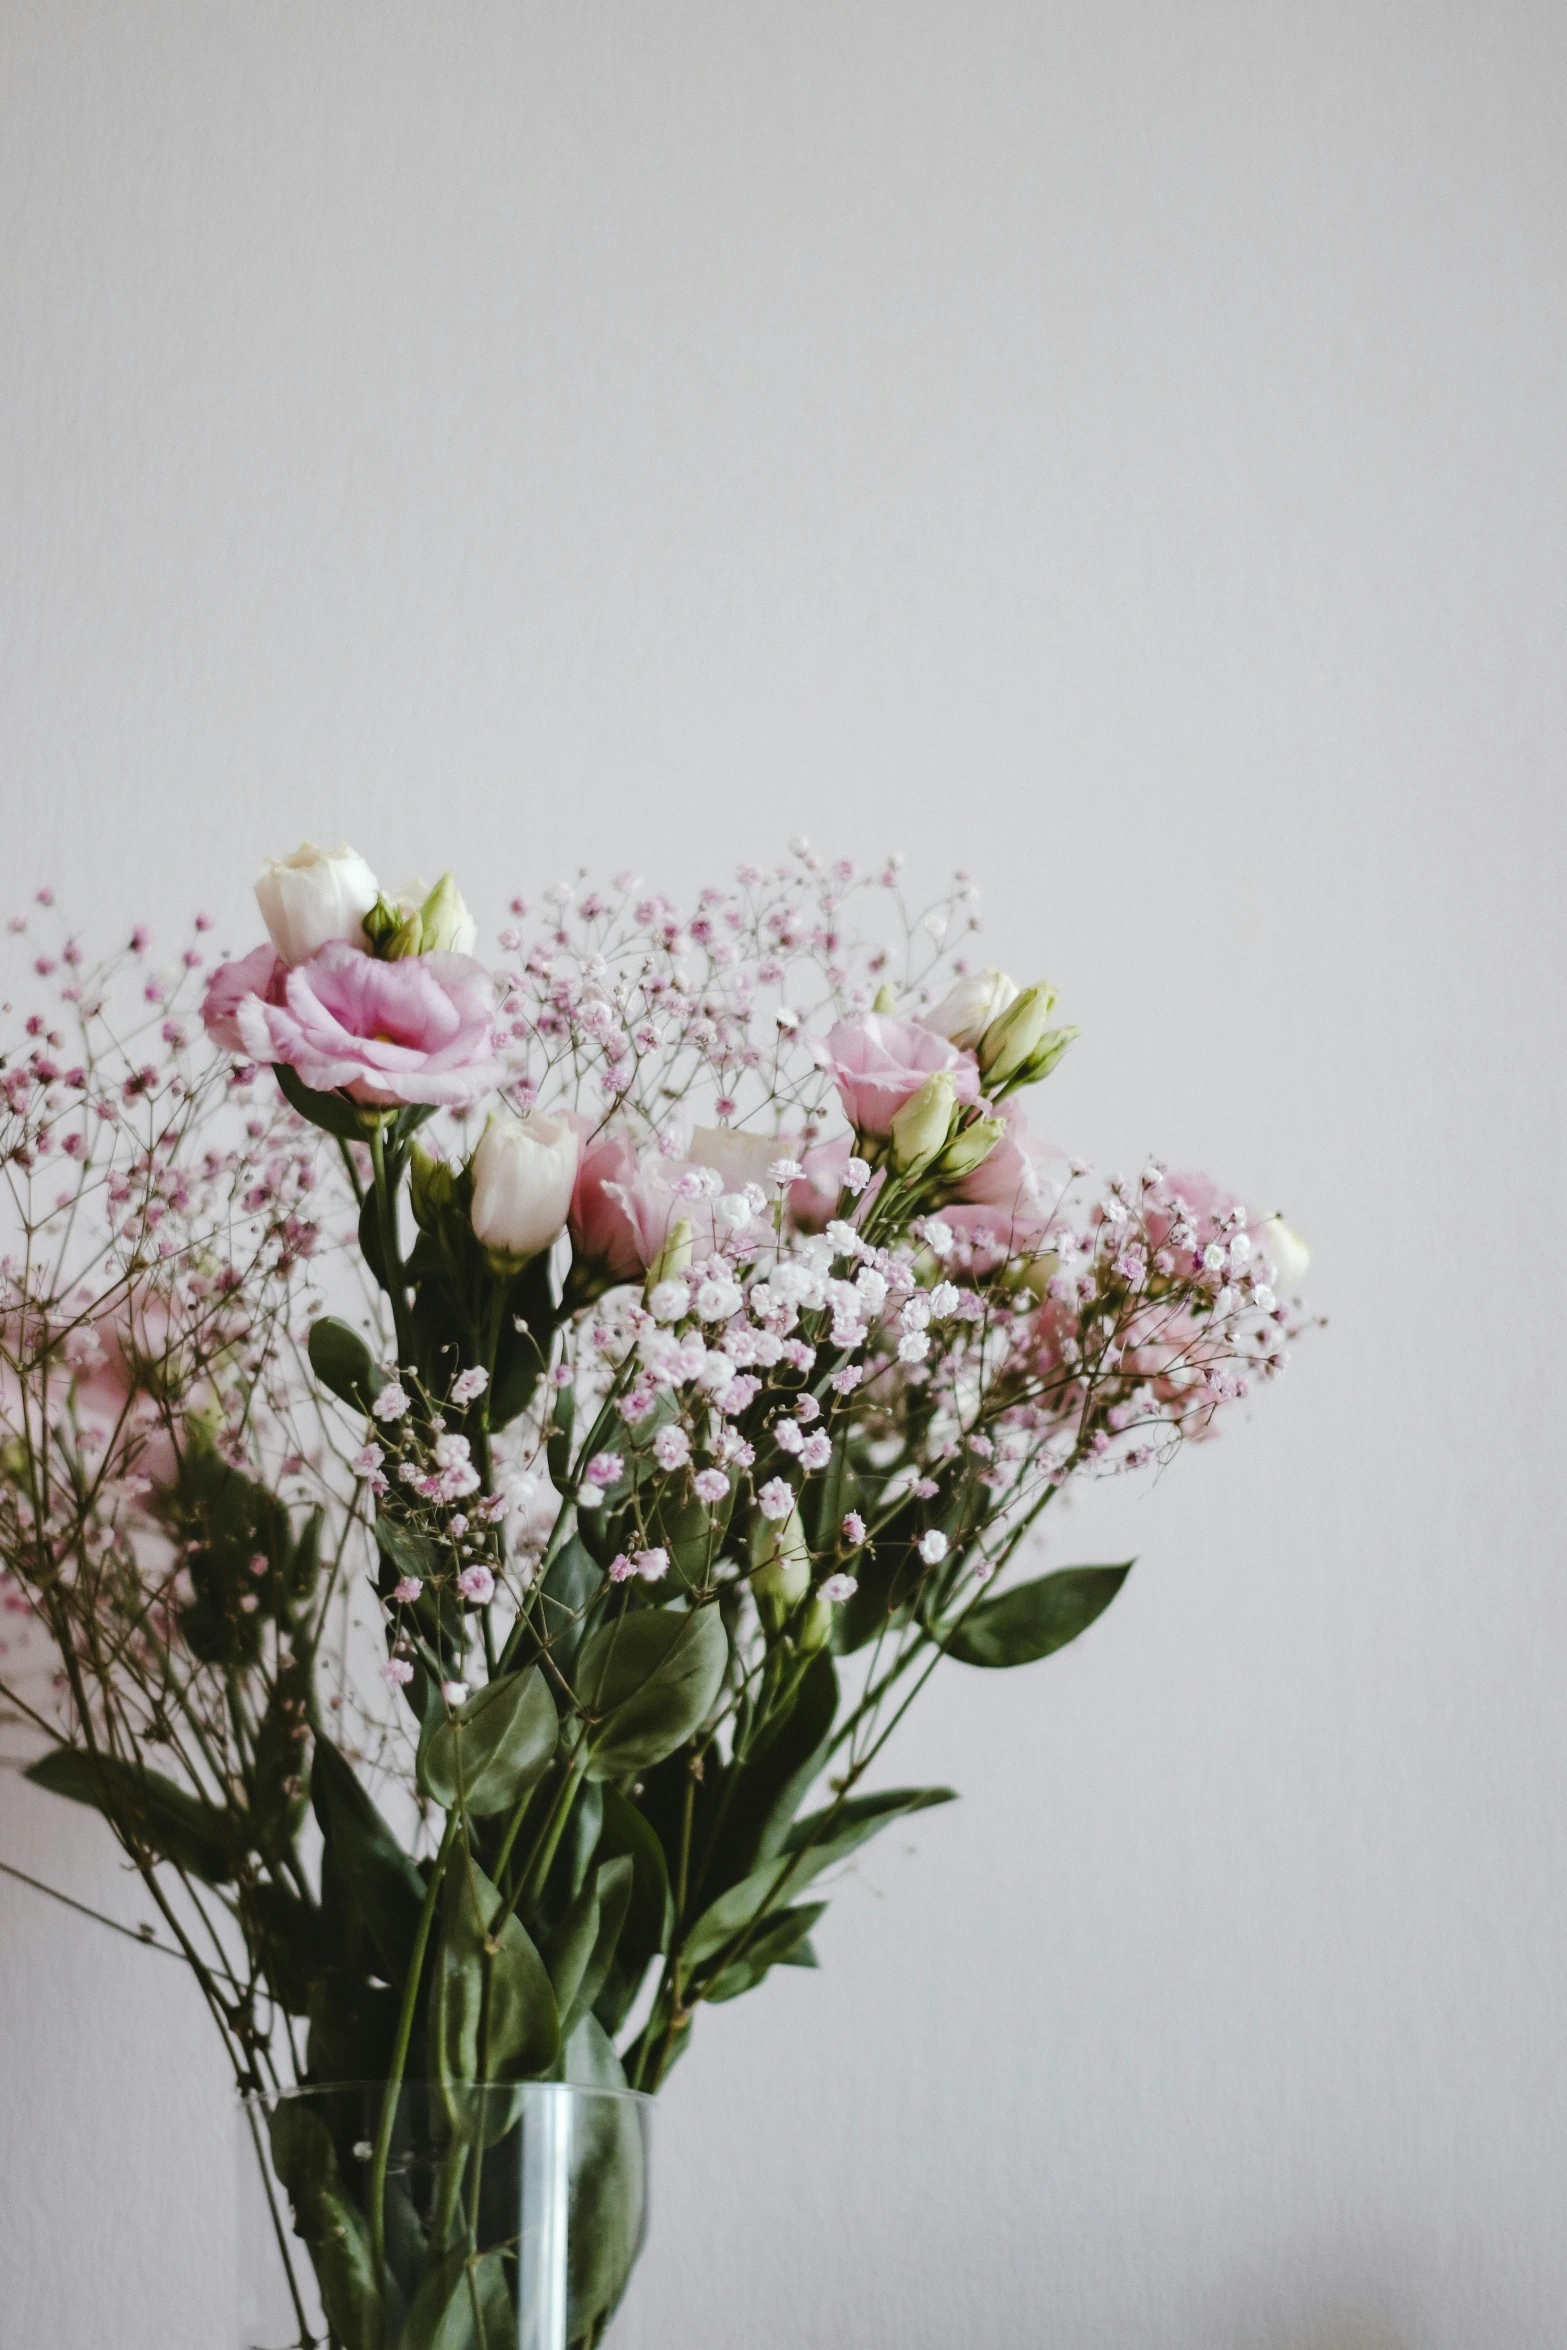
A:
[683, 1786, 955, 1970]
[577, 1603, 728, 1782]
[24, 1747, 237, 1883]
[417, 1668, 560, 1816]
[944, 1563, 1133, 1667]
[266, 2101, 384, 2350]
[428, 1858, 560, 2089]
[705, 1900, 826, 2003]
[310, 1738, 427, 1983]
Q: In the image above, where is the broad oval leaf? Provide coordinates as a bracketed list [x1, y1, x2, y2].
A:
[576, 1604, 728, 1782]
[944, 1562, 1133, 1668]
[418, 1667, 560, 1816]
[273, 1059, 369, 1141]
[428, 1859, 560, 2089]
[307, 1315, 383, 1411]
[310, 1738, 428, 1982]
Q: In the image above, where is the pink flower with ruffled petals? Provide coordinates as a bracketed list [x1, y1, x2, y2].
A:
[233, 942, 501, 1107]
[825, 1013, 979, 1139]
[201, 944, 284, 1052]
[569, 1121, 766, 1281]
[568, 1121, 647, 1283]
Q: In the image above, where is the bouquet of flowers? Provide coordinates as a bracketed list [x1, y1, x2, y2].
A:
[0, 841, 1311, 2348]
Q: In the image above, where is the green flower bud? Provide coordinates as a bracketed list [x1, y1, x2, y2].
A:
[646, 1216, 693, 1290]
[409, 1143, 458, 1232]
[872, 980, 898, 1014]
[795, 1590, 834, 1654]
[751, 1509, 811, 1632]
[976, 981, 1058, 1086]
[360, 894, 405, 955]
[889, 1069, 958, 1175]
[1012, 1024, 1078, 1089]
[385, 871, 478, 960]
[934, 1114, 1007, 1184]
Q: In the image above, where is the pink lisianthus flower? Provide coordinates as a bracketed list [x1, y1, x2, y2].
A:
[231, 942, 502, 1108]
[568, 1120, 767, 1283]
[940, 1108, 1073, 1272]
[824, 1012, 980, 1139]
[786, 1134, 884, 1232]
[200, 944, 284, 1053]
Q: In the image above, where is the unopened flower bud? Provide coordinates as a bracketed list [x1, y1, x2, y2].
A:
[976, 982, 1058, 1086]
[751, 1507, 811, 1632]
[1256, 1216, 1310, 1294]
[934, 1114, 1007, 1184]
[386, 871, 478, 960]
[889, 1070, 958, 1175]
[646, 1216, 694, 1289]
[409, 1143, 457, 1232]
[872, 981, 898, 1014]
[924, 965, 1018, 1051]
[470, 1111, 579, 1272]
[255, 840, 380, 967]
[795, 1590, 834, 1654]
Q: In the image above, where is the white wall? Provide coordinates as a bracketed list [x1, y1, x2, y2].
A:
[2, 5, 1565, 2344]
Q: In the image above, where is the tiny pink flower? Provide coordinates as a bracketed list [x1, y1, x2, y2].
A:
[372, 1383, 410, 1422]
[391, 1576, 422, 1604]
[818, 1572, 858, 1603]
[634, 1547, 670, 1583]
[608, 1552, 634, 1583]
[586, 1450, 624, 1488]
[798, 1431, 832, 1472]
[382, 1658, 415, 1686]
[693, 1467, 729, 1504]
[842, 1510, 867, 1545]
[450, 1366, 489, 1404]
[457, 1564, 496, 1604]
[757, 1477, 794, 1522]
[653, 1425, 691, 1471]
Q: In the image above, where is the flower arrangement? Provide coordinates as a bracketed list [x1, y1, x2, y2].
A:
[0, 841, 1311, 2347]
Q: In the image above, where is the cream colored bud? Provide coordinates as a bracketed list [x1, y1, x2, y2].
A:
[469, 1111, 579, 1271]
[977, 982, 1059, 1086]
[1256, 1216, 1310, 1294]
[872, 981, 898, 1014]
[386, 871, 478, 959]
[254, 840, 381, 967]
[935, 1115, 1007, 1184]
[751, 1509, 811, 1632]
[889, 1070, 958, 1175]
[646, 1215, 694, 1289]
[795, 1591, 834, 1654]
[924, 965, 1018, 1051]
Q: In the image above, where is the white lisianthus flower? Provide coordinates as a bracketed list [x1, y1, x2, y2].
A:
[470, 1111, 580, 1269]
[255, 840, 381, 966]
[923, 965, 1019, 1050]
[1256, 1216, 1310, 1295]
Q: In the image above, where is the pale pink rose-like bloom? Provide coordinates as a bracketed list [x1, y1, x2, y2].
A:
[941, 1109, 1074, 1273]
[233, 942, 502, 1108]
[201, 944, 285, 1053]
[824, 1013, 980, 1140]
[569, 1120, 765, 1281]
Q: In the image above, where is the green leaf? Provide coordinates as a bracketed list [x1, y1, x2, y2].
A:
[307, 1316, 384, 1412]
[375, 1513, 441, 1584]
[273, 1059, 370, 1141]
[559, 2016, 649, 2339]
[24, 1747, 237, 1883]
[944, 1563, 1132, 1667]
[705, 1899, 826, 2002]
[576, 1604, 728, 1782]
[700, 1650, 837, 1901]
[417, 1668, 560, 1816]
[266, 2100, 384, 2350]
[526, 1533, 600, 1679]
[401, 2247, 513, 2350]
[428, 1859, 559, 2088]
[310, 1738, 427, 1983]
[683, 1786, 955, 1972]
[546, 1855, 634, 2043]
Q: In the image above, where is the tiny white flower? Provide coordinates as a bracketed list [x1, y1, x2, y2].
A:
[768, 1157, 804, 1186]
[921, 1218, 953, 1257]
[818, 1572, 859, 1603]
[648, 1279, 688, 1323]
[918, 1530, 949, 1565]
[928, 1281, 960, 1319]
[899, 1332, 931, 1364]
[372, 1382, 410, 1422]
[441, 1679, 470, 1707]
[694, 1278, 743, 1323]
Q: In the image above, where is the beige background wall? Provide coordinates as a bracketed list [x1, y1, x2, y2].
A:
[2, 5, 1564, 2344]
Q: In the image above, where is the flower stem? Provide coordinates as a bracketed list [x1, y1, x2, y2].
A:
[368, 1813, 459, 2292]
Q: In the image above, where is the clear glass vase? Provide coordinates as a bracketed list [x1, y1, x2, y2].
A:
[238, 2081, 651, 2350]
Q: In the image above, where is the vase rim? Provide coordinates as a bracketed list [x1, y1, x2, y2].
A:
[241, 2075, 654, 2109]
